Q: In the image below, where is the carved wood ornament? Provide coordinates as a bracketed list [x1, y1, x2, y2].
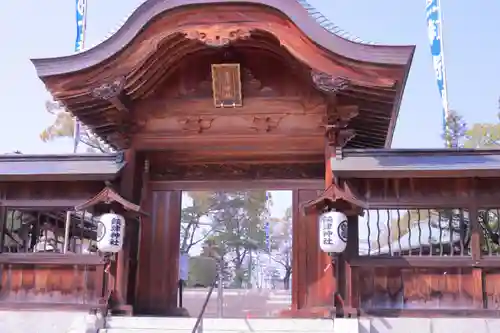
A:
[311, 69, 357, 151]
[250, 116, 283, 133]
[185, 28, 251, 47]
[91, 76, 130, 113]
[92, 76, 126, 100]
[311, 70, 349, 94]
[177, 117, 215, 133]
[151, 163, 323, 181]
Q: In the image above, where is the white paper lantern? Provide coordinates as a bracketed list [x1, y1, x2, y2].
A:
[319, 211, 347, 253]
[97, 213, 125, 253]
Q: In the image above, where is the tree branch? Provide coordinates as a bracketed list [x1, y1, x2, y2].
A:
[185, 226, 217, 253]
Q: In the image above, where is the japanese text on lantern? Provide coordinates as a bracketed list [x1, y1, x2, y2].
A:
[322, 215, 334, 245]
[109, 217, 122, 246]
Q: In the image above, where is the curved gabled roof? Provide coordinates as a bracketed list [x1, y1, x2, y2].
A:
[31, 0, 414, 77]
[89, 0, 376, 51]
[30, 0, 415, 150]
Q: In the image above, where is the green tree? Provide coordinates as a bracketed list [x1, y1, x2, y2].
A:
[462, 99, 500, 149]
[179, 192, 220, 286]
[40, 100, 112, 153]
[187, 256, 217, 287]
[463, 121, 500, 149]
[199, 191, 269, 288]
[179, 192, 218, 254]
[443, 110, 468, 148]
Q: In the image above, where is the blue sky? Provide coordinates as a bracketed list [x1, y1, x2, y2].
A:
[0, 0, 499, 215]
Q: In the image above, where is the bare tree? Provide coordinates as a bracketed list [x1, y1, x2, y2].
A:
[40, 100, 112, 153]
[268, 207, 292, 289]
[179, 193, 219, 254]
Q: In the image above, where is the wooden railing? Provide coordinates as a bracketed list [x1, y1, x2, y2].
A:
[0, 208, 108, 310]
[0, 254, 106, 310]
[344, 207, 500, 317]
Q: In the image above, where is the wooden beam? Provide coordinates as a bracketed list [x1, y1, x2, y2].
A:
[0, 199, 89, 209]
[0, 253, 105, 265]
[150, 179, 323, 191]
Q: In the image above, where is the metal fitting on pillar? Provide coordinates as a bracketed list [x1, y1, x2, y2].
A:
[335, 146, 343, 160]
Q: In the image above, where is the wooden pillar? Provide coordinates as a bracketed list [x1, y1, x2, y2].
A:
[469, 204, 486, 308]
[291, 188, 334, 313]
[0, 205, 6, 251]
[343, 214, 359, 310]
[289, 106, 358, 316]
[317, 105, 357, 311]
[114, 149, 139, 312]
[135, 189, 182, 315]
[291, 189, 312, 310]
[312, 144, 337, 307]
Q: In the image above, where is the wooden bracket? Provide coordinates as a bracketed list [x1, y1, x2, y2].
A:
[91, 76, 131, 113]
[302, 182, 366, 216]
[311, 71, 349, 94]
[323, 105, 359, 160]
[75, 186, 147, 217]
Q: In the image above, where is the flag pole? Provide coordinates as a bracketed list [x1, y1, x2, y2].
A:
[426, 0, 451, 147]
[437, 0, 451, 147]
[73, 0, 88, 153]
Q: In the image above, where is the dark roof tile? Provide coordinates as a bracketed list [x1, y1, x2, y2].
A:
[331, 149, 500, 178]
[0, 153, 124, 181]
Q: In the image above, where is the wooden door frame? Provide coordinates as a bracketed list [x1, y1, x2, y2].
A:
[149, 179, 323, 191]
[138, 178, 324, 314]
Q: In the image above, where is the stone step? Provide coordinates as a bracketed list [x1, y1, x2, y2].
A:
[100, 329, 340, 332]
[181, 290, 292, 318]
[102, 317, 359, 333]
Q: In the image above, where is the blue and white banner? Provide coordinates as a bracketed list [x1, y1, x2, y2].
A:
[426, 0, 449, 133]
[264, 221, 271, 252]
[264, 192, 271, 252]
[73, 0, 87, 152]
[75, 0, 88, 52]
